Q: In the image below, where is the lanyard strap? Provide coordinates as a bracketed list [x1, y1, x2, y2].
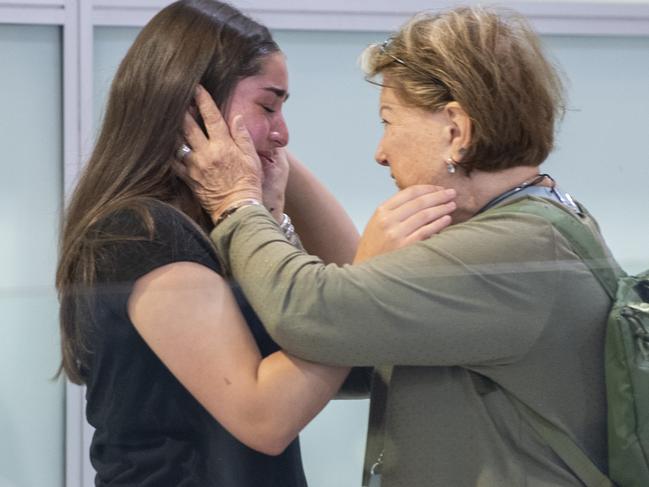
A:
[362, 366, 392, 487]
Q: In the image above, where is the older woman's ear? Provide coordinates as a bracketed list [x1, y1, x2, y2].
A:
[443, 102, 472, 162]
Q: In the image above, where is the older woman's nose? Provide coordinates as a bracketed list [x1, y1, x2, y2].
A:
[375, 145, 389, 166]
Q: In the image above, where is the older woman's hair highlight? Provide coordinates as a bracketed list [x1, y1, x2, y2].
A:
[56, 0, 279, 384]
[361, 6, 566, 173]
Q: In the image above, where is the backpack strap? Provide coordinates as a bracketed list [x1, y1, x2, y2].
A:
[485, 197, 624, 487]
[471, 372, 614, 487]
[510, 392, 615, 487]
[493, 198, 625, 298]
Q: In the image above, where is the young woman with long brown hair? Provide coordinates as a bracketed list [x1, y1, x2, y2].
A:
[55, 1, 366, 484]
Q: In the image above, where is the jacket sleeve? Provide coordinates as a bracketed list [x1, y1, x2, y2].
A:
[210, 205, 566, 368]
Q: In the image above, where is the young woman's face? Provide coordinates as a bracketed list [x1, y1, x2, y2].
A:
[226, 52, 290, 166]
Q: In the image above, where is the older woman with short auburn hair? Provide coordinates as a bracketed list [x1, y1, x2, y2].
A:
[179, 6, 613, 486]
[363, 7, 565, 174]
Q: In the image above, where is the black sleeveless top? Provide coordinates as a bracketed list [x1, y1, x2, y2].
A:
[80, 201, 307, 486]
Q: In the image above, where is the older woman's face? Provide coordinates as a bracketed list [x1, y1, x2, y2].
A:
[226, 52, 289, 166]
[374, 86, 452, 190]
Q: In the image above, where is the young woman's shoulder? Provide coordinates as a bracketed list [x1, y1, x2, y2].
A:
[92, 199, 221, 283]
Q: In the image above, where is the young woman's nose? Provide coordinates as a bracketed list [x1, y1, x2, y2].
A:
[270, 116, 289, 147]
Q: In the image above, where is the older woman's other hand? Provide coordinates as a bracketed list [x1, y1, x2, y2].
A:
[261, 148, 290, 223]
[354, 186, 456, 264]
[176, 85, 263, 223]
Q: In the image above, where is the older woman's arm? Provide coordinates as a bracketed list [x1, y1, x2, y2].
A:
[209, 205, 560, 367]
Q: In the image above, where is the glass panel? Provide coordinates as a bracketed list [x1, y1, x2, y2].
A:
[273, 30, 388, 487]
[275, 30, 393, 230]
[94, 27, 140, 137]
[89, 26, 649, 487]
[543, 35, 649, 273]
[0, 24, 64, 487]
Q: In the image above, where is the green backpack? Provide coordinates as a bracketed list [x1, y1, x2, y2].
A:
[502, 198, 649, 487]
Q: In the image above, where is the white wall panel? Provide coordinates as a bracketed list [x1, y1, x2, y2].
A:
[0, 23, 64, 487]
[86, 0, 649, 35]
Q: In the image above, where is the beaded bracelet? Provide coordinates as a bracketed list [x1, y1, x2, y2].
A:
[213, 199, 262, 227]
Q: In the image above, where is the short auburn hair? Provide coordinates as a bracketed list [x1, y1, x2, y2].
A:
[361, 6, 566, 172]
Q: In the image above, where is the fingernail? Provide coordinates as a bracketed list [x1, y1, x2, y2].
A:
[445, 189, 456, 197]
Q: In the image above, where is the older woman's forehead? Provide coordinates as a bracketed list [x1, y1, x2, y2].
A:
[379, 85, 411, 108]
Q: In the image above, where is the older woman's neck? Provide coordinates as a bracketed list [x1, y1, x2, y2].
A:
[452, 166, 547, 223]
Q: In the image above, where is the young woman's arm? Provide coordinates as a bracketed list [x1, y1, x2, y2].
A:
[284, 151, 360, 265]
[128, 260, 349, 456]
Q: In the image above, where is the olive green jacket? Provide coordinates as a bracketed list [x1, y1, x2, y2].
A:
[210, 197, 609, 487]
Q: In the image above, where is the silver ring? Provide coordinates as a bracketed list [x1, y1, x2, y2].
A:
[176, 143, 192, 160]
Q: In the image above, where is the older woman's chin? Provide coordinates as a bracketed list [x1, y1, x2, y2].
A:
[390, 174, 402, 189]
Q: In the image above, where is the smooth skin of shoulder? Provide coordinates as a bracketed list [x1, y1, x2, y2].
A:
[128, 260, 348, 456]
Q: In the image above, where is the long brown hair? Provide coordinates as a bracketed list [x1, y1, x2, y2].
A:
[56, 0, 279, 384]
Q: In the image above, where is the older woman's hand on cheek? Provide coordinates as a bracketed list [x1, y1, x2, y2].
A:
[354, 186, 456, 264]
[175, 85, 263, 223]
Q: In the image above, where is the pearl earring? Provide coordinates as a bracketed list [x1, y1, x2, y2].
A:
[446, 158, 456, 174]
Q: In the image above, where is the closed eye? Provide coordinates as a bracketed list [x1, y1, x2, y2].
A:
[262, 105, 276, 114]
